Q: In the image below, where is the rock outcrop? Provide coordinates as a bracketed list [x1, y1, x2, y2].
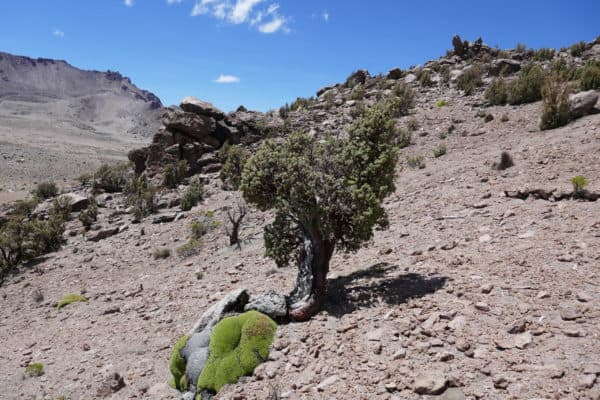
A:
[128, 97, 281, 175]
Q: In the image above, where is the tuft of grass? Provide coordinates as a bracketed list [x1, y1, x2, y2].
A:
[180, 177, 204, 211]
[500, 114, 509, 122]
[176, 239, 202, 258]
[34, 182, 59, 200]
[433, 144, 447, 158]
[507, 64, 547, 105]
[406, 155, 426, 169]
[56, 294, 87, 310]
[580, 61, 600, 91]
[25, 363, 45, 377]
[153, 248, 171, 259]
[539, 75, 571, 131]
[571, 175, 588, 195]
[456, 64, 484, 95]
[435, 100, 448, 107]
[570, 41, 587, 57]
[485, 78, 509, 105]
[493, 151, 514, 170]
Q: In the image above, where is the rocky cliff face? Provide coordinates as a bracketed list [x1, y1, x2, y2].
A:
[0, 51, 162, 138]
[0, 51, 164, 191]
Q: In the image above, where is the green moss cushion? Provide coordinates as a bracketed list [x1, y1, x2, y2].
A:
[169, 335, 190, 390]
[197, 310, 277, 393]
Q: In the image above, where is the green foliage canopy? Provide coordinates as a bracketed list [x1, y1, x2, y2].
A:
[241, 104, 399, 267]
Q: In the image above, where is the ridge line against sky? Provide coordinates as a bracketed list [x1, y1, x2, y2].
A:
[0, 1, 598, 112]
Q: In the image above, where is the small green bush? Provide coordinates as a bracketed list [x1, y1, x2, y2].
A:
[50, 196, 72, 222]
[163, 160, 189, 189]
[485, 78, 509, 105]
[508, 64, 547, 105]
[456, 65, 484, 95]
[386, 82, 415, 117]
[78, 201, 98, 230]
[570, 41, 587, 57]
[176, 239, 202, 258]
[539, 75, 571, 131]
[190, 213, 220, 240]
[153, 248, 171, 259]
[435, 99, 448, 107]
[433, 144, 447, 158]
[406, 118, 420, 132]
[533, 48, 555, 61]
[416, 69, 433, 87]
[196, 311, 277, 393]
[34, 182, 58, 200]
[289, 96, 315, 111]
[25, 363, 45, 377]
[394, 127, 412, 148]
[580, 61, 600, 90]
[350, 85, 366, 100]
[180, 177, 204, 211]
[125, 174, 156, 220]
[220, 144, 250, 190]
[92, 163, 131, 193]
[407, 155, 425, 169]
[571, 175, 588, 194]
[1, 205, 66, 283]
[551, 58, 579, 81]
[56, 294, 87, 310]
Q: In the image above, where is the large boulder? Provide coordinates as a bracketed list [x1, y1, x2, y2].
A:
[180, 97, 225, 120]
[490, 59, 521, 76]
[387, 67, 404, 80]
[161, 107, 218, 147]
[569, 90, 600, 120]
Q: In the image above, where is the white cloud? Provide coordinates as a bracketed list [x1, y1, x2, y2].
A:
[258, 16, 285, 33]
[230, 0, 263, 23]
[124, 0, 134, 7]
[191, 0, 289, 33]
[53, 29, 65, 38]
[322, 10, 329, 22]
[215, 74, 240, 83]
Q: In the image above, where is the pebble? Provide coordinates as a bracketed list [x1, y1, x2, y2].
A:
[441, 388, 466, 400]
[316, 375, 339, 391]
[480, 284, 494, 294]
[413, 372, 447, 395]
[474, 302, 490, 312]
[493, 376, 509, 389]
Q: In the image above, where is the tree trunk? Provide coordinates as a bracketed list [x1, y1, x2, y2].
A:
[287, 229, 334, 321]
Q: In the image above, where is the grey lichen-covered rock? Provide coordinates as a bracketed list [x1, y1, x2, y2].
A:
[244, 290, 288, 319]
[569, 90, 599, 120]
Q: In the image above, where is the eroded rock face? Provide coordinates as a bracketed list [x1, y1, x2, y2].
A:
[128, 97, 282, 176]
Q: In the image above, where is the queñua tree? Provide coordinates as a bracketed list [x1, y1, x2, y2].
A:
[241, 104, 399, 321]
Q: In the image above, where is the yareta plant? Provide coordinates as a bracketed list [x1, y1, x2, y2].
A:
[241, 103, 399, 321]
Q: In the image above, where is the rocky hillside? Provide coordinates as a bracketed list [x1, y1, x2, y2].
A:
[0, 51, 162, 195]
[0, 36, 599, 400]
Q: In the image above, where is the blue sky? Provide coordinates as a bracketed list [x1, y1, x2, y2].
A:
[0, 1, 598, 112]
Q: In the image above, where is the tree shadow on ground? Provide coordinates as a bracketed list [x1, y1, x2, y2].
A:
[323, 262, 447, 318]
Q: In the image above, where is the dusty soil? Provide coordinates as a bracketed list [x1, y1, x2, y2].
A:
[1, 88, 599, 400]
